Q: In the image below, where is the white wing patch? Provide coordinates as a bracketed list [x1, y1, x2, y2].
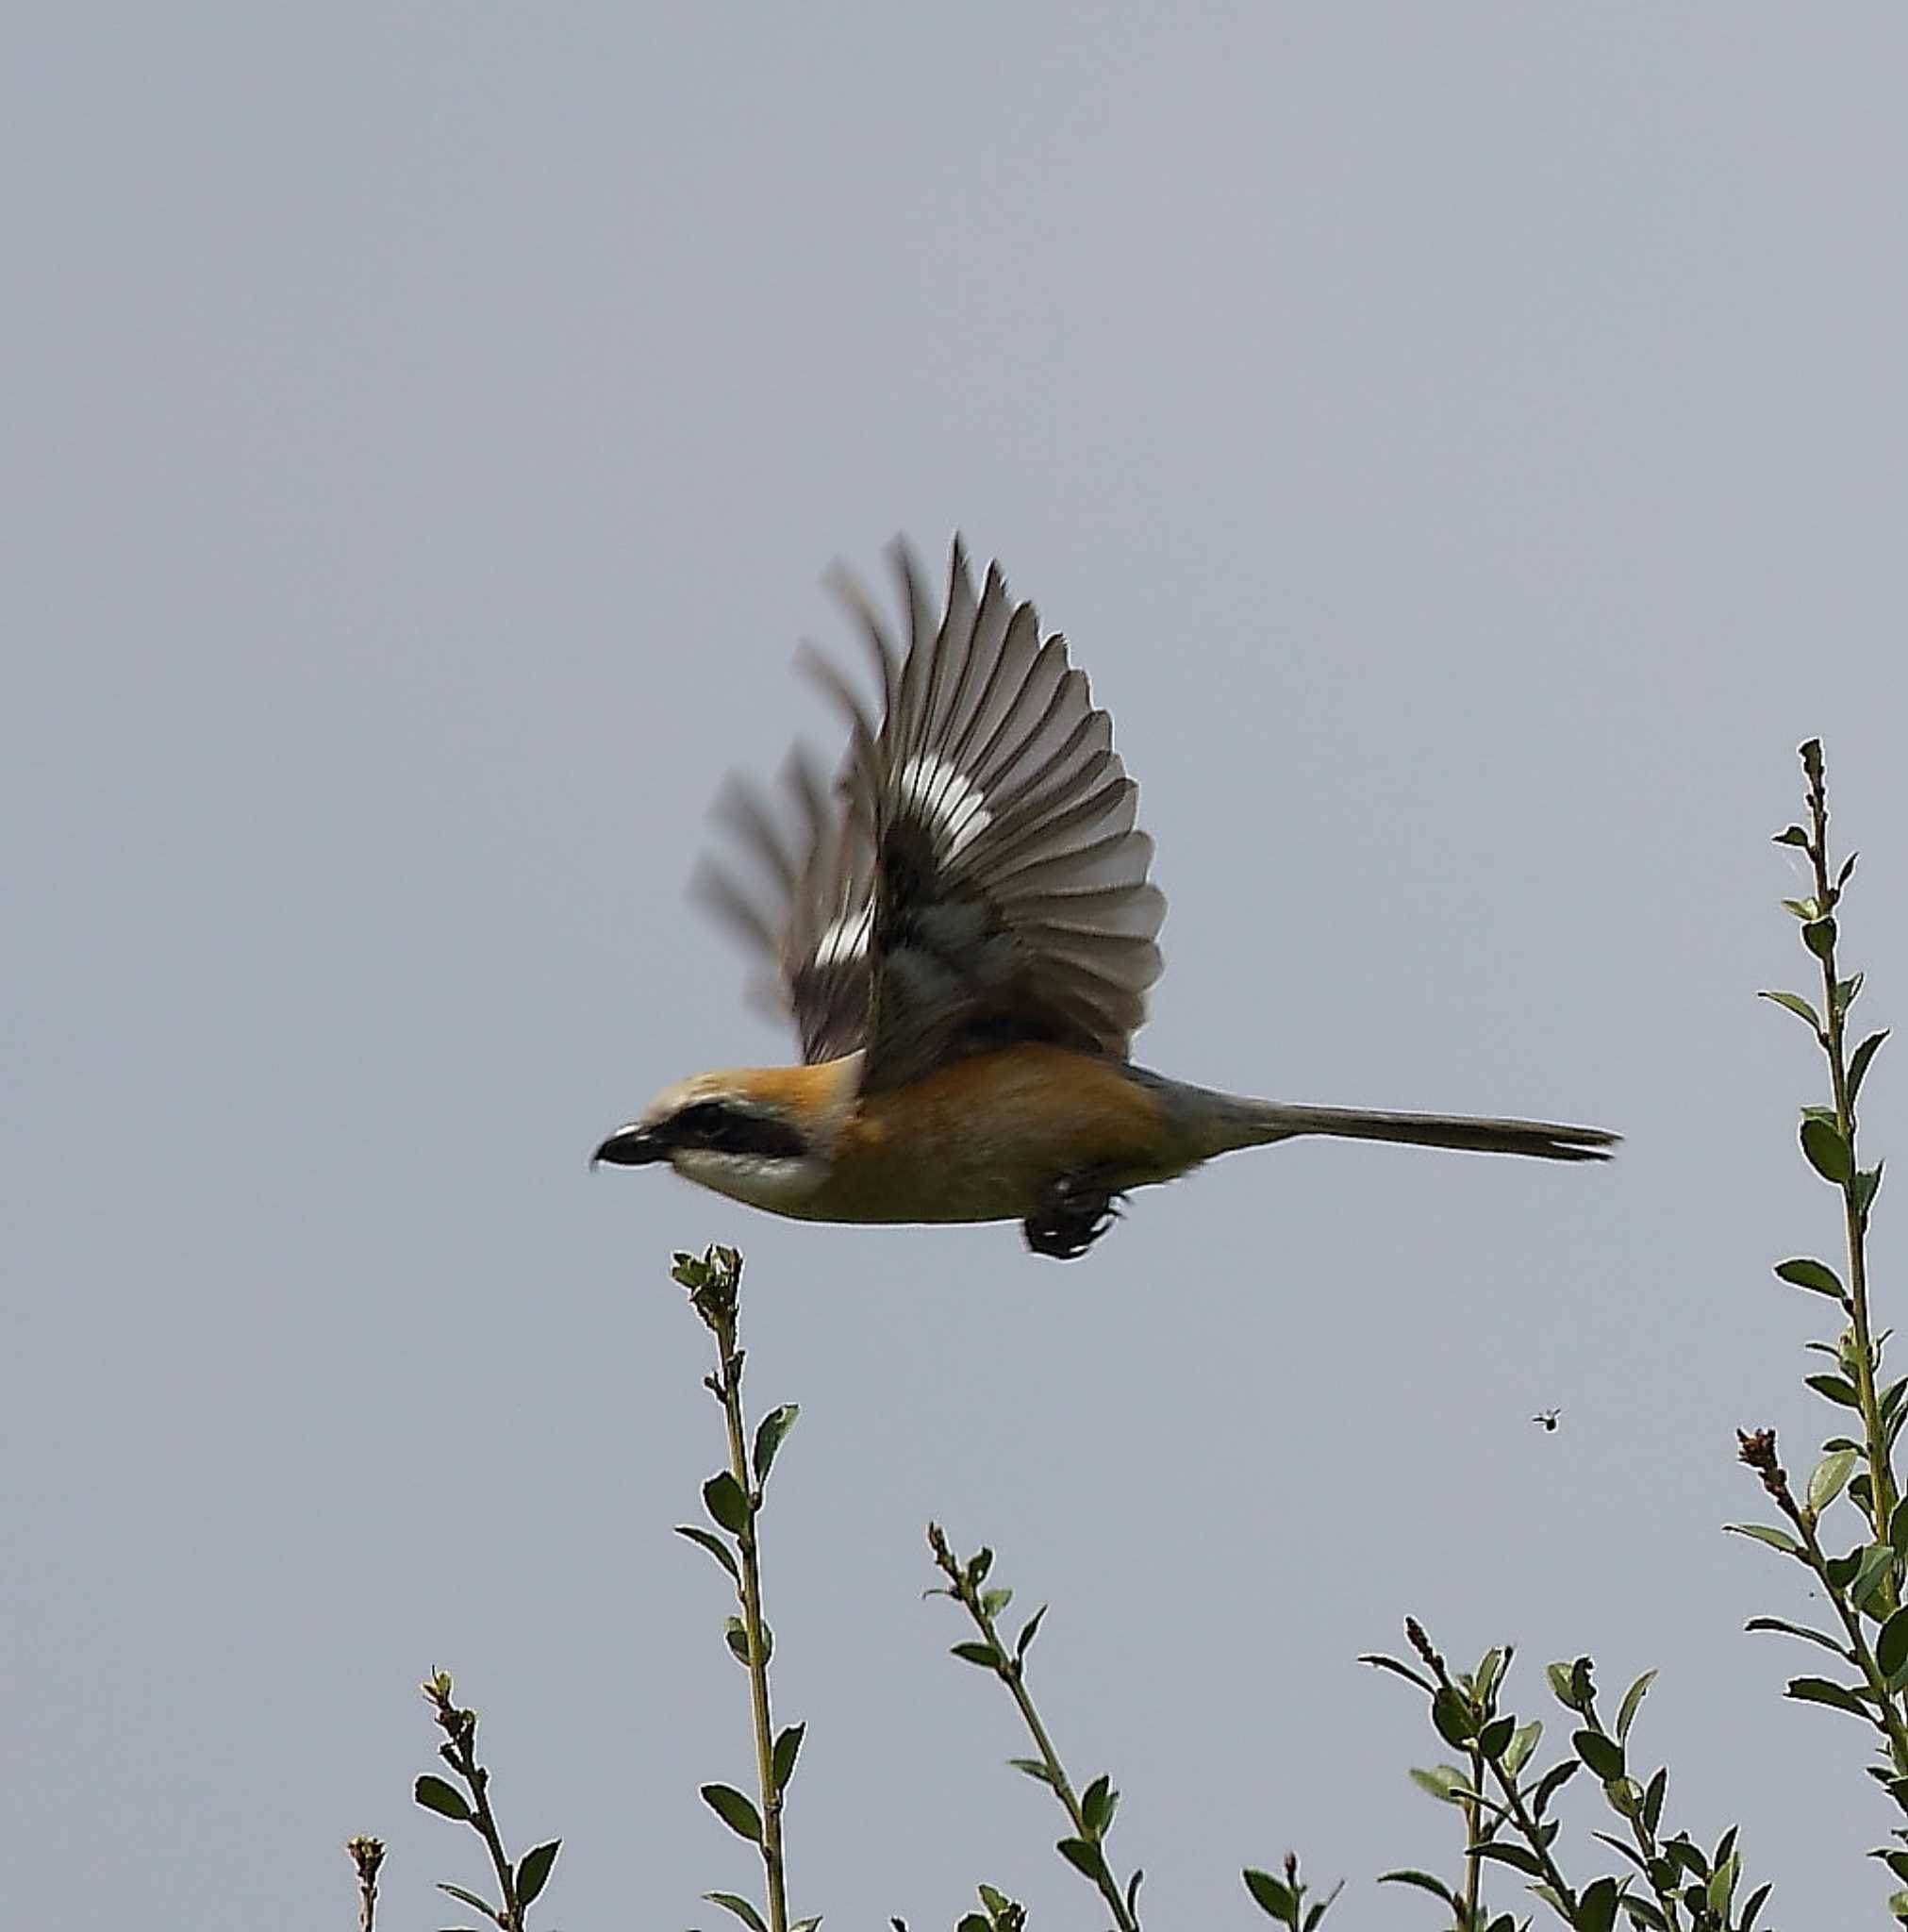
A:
[813, 903, 872, 968]
[896, 753, 993, 859]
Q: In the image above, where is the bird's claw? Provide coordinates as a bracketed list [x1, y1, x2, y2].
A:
[1022, 1173, 1124, 1260]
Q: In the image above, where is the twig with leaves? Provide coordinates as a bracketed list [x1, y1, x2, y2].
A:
[412, 1670, 561, 1931]
[1365, 1625, 1768, 1931]
[1740, 740, 1908, 1919]
[927, 1524, 1145, 1930]
[1243, 1854, 1342, 1930]
[671, 1244, 813, 1932]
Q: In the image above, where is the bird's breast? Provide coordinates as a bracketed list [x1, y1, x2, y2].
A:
[794, 1043, 1178, 1224]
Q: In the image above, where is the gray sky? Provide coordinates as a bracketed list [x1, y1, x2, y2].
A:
[8, 6, 1908, 1926]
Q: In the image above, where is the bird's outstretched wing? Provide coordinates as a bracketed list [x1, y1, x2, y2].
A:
[692, 746, 875, 1066]
[695, 539, 1166, 1089]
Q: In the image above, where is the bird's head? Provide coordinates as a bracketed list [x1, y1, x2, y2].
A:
[592, 1059, 856, 1211]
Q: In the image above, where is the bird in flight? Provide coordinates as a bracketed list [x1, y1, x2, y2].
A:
[595, 540, 1616, 1257]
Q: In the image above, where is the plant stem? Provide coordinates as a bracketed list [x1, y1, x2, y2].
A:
[709, 1297, 790, 1932]
[1460, 1743, 1484, 1929]
[346, 1836, 384, 1932]
[1800, 742, 1897, 1541]
[424, 1680, 523, 1932]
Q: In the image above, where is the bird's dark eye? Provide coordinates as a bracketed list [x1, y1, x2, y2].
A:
[671, 1100, 808, 1160]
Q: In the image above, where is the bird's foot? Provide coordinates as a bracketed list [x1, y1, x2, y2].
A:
[1022, 1172, 1124, 1260]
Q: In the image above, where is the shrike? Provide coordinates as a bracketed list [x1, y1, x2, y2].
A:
[595, 540, 1615, 1257]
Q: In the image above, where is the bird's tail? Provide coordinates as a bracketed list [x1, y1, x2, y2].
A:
[1202, 1095, 1618, 1163]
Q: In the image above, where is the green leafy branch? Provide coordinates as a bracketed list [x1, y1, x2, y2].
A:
[672, 1244, 813, 1932]
[927, 1524, 1144, 1931]
[1243, 1853, 1343, 1929]
[1365, 1625, 1768, 1931]
[1761, 738, 1894, 1535]
[412, 1670, 560, 1930]
[1743, 741, 1908, 1919]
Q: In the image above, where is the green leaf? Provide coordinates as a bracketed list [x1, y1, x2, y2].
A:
[1378, 1871, 1461, 1909]
[1015, 1606, 1049, 1658]
[1708, 1848, 1741, 1915]
[1887, 1496, 1908, 1558]
[1081, 1774, 1115, 1836]
[1855, 1162, 1886, 1220]
[674, 1524, 740, 1582]
[1604, 1774, 1644, 1817]
[1473, 1645, 1508, 1704]
[1772, 824, 1810, 847]
[515, 1840, 559, 1908]
[1806, 1371, 1863, 1407]
[1744, 1615, 1850, 1658]
[437, 1881, 493, 1914]
[1853, 1541, 1899, 1609]
[1478, 1715, 1515, 1759]
[1785, 1675, 1870, 1718]
[704, 1472, 751, 1534]
[1577, 1874, 1618, 1932]
[1803, 916, 1837, 959]
[724, 1616, 771, 1665]
[1726, 1521, 1801, 1554]
[1801, 1116, 1854, 1182]
[1775, 1257, 1846, 1300]
[951, 1641, 1004, 1670]
[1882, 1610, 1908, 1682]
[704, 1894, 769, 1932]
[414, 1774, 472, 1822]
[1615, 1669, 1656, 1743]
[1759, 989, 1822, 1030]
[1503, 1720, 1543, 1777]
[1431, 1687, 1476, 1747]
[1408, 1763, 1468, 1804]
[1573, 1726, 1624, 1780]
[1243, 1867, 1296, 1919]
[701, 1782, 764, 1842]
[1809, 1447, 1861, 1514]
[772, 1721, 805, 1794]
[1475, 1841, 1545, 1875]
[1009, 1757, 1056, 1786]
[1531, 1759, 1580, 1816]
[751, 1404, 800, 1484]
[1836, 973, 1865, 1014]
[1358, 1652, 1435, 1692]
[1851, 1030, 1889, 1104]
[1056, 1837, 1107, 1883]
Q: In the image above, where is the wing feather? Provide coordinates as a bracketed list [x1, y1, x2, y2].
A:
[815, 538, 1165, 1088]
[693, 537, 1166, 1084]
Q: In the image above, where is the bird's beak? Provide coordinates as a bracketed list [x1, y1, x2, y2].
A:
[591, 1122, 669, 1168]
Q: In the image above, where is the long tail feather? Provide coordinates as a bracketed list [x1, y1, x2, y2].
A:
[1231, 1100, 1618, 1162]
